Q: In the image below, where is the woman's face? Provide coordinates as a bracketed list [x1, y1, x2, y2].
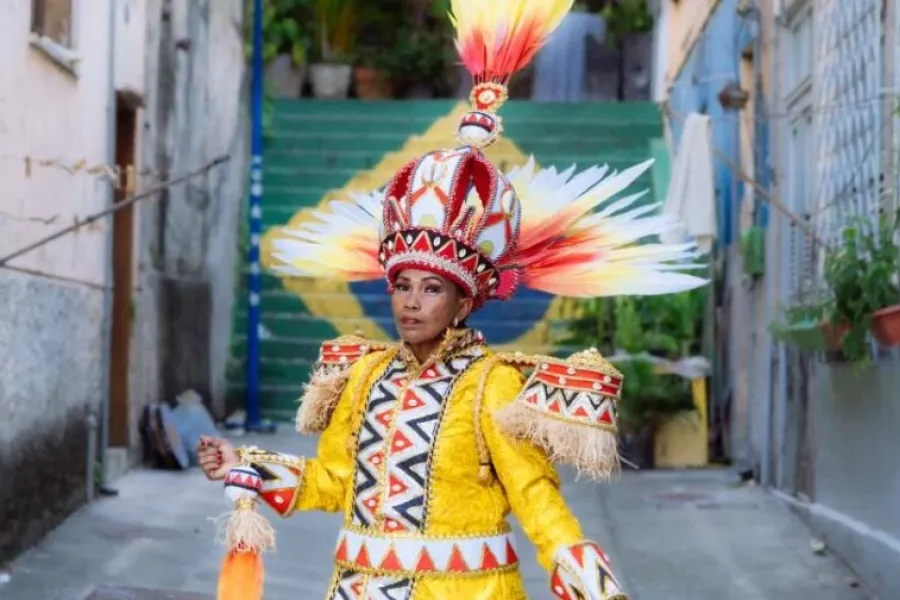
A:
[390, 269, 473, 345]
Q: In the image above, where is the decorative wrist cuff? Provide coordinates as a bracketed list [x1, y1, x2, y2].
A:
[550, 541, 627, 600]
[232, 446, 305, 517]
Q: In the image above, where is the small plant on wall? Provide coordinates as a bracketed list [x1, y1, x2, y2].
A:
[823, 209, 900, 367]
[770, 288, 841, 352]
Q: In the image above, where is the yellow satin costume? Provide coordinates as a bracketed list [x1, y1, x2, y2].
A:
[236, 329, 627, 600]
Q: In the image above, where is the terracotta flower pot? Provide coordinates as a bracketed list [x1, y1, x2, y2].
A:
[870, 304, 900, 346]
[353, 67, 393, 100]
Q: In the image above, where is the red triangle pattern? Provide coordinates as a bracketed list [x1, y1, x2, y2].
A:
[447, 545, 469, 572]
[375, 409, 393, 429]
[335, 536, 349, 562]
[505, 539, 519, 564]
[480, 543, 500, 569]
[436, 240, 457, 260]
[415, 549, 437, 572]
[570, 543, 586, 568]
[354, 543, 371, 568]
[391, 430, 412, 453]
[380, 227, 504, 301]
[402, 390, 424, 410]
[550, 569, 573, 600]
[379, 547, 402, 571]
[388, 474, 408, 498]
[367, 451, 384, 469]
[412, 231, 431, 252]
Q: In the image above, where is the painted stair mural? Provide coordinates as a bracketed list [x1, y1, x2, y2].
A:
[228, 99, 667, 422]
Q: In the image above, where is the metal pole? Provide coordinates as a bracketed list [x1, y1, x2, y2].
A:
[86, 413, 98, 503]
[97, 0, 118, 497]
[245, 0, 273, 433]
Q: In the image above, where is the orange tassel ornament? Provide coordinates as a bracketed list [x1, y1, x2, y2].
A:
[216, 466, 275, 600]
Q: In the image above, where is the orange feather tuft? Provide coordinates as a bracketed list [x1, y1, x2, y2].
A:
[217, 550, 264, 600]
[450, 0, 574, 83]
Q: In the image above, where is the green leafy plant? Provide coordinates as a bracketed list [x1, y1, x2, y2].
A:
[601, 0, 654, 47]
[386, 27, 454, 87]
[313, 0, 358, 63]
[770, 288, 828, 337]
[244, 0, 314, 66]
[823, 210, 900, 366]
[617, 360, 694, 434]
[561, 285, 706, 435]
[768, 288, 838, 352]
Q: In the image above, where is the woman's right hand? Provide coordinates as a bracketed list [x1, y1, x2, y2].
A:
[197, 435, 239, 480]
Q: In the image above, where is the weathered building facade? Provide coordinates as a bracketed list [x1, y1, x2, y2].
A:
[0, 0, 246, 565]
[658, 0, 900, 596]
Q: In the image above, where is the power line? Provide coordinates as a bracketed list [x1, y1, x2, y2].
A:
[0, 155, 231, 267]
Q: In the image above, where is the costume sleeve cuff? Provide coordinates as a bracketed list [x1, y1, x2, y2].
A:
[226, 445, 306, 517]
[550, 541, 628, 600]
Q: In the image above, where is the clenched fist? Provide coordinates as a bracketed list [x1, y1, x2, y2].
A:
[197, 435, 239, 480]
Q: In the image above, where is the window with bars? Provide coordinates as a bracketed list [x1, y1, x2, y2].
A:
[813, 0, 883, 243]
[783, 2, 817, 295]
[31, 0, 73, 49]
[787, 113, 817, 294]
[783, 2, 813, 101]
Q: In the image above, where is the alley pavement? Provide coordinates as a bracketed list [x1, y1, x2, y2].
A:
[0, 430, 873, 600]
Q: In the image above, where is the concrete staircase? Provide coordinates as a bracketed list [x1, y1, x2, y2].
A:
[227, 99, 665, 421]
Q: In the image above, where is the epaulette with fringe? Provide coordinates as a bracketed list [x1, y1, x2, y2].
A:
[491, 348, 623, 482]
[295, 335, 394, 434]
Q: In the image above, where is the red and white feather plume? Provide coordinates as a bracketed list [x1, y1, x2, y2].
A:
[450, 0, 574, 84]
[270, 0, 706, 302]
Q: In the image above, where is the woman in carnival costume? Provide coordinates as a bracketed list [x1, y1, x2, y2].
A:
[198, 1, 705, 598]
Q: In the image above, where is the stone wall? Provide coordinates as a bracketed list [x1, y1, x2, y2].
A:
[799, 361, 900, 599]
[0, 0, 114, 565]
[0, 0, 247, 566]
[0, 272, 105, 562]
[137, 0, 248, 419]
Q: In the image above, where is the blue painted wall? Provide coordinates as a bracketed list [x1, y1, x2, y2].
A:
[667, 0, 744, 246]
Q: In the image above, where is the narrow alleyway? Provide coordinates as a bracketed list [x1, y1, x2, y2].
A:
[0, 431, 872, 600]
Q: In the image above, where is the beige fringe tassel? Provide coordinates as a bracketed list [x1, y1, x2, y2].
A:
[295, 368, 351, 434]
[217, 498, 276, 554]
[495, 401, 621, 482]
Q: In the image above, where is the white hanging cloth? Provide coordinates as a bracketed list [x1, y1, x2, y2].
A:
[661, 113, 717, 252]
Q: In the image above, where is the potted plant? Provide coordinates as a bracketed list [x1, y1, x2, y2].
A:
[247, 0, 313, 99]
[865, 210, 900, 345]
[770, 290, 843, 352]
[353, 47, 395, 99]
[350, 0, 406, 99]
[823, 210, 900, 365]
[309, 0, 357, 99]
[384, 0, 455, 98]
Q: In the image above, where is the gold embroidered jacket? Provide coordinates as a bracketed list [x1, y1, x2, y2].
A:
[234, 330, 627, 600]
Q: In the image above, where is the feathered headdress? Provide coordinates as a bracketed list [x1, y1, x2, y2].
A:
[271, 0, 706, 306]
